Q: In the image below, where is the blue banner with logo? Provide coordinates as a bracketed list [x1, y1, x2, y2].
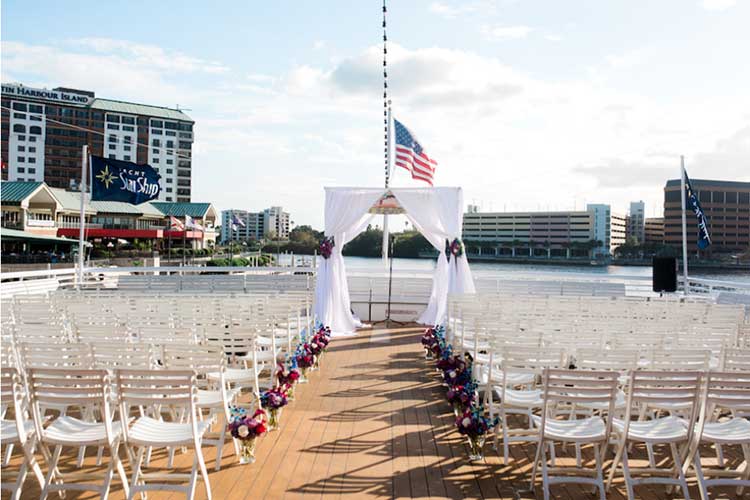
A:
[90, 156, 161, 205]
[684, 169, 711, 249]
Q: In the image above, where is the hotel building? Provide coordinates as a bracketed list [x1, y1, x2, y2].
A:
[461, 203, 626, 259]
[627, 200, 646, 243]
[644, 218, 665, 244]
[1, 83, 194, 203]
[221, 206, 291, 243]
[663, 178, 750, 254]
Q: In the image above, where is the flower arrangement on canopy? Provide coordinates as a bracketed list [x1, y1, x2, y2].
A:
[319, 236, 335, 259]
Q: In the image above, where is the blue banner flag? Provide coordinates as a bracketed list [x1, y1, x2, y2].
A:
[684, 168, 711, 249]
[90, 155, 161, 205]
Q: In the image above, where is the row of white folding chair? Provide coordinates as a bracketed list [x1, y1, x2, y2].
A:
[524, 368, 749, 500]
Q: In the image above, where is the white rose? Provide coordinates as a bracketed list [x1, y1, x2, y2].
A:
[237, 425, 250, 438]
[448, 370, 457, 379]
[462, 417, 471, 428]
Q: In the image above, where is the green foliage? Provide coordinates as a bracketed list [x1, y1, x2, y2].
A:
[231, 257, 250, 267]
[343, 225, 382, 257]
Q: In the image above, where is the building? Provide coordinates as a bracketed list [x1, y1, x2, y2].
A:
[220, 209, 265, 242]
[1, 82, 195, 203]
[627, 200, 646, 243]
[221, 206, 291, 243]
[462, 204, 627, 259]
[1, 181, 218, 255]
[587, 204, 627, 257]
[663, 178, 750, 254]
[644, 217, 664, 244]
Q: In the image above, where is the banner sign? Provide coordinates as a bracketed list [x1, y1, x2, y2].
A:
[684, 170, 711, 249]
[91, 155, 161, 205]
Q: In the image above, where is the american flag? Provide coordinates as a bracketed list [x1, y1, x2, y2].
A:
[394, 118, 437, 186]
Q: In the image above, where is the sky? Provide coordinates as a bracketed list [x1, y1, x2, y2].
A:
[2, 0, 749, 227]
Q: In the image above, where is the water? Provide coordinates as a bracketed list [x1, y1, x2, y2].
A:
[281, 254, 749, 284]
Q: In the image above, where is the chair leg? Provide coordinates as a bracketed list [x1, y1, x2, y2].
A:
[593, 443, 606, 500]
[738, 443, 750, 496]
[670, 442, 691, 500]
[621, 446, 635, 500]
[186, 455, 198, 500]
[540, 440, 550, 500]
[529, 437, 542, 491]
[22, 438, 45, 491]
[197, 444, 213, 500]
[3, 443, 14, 466]
[128, 446, 145, 500]
[113, 443, 130, 500]
[692, 451, 709, 500]
[40, 444, 63, 500]
[10, 455, 27, 500]
[607, 438, 624, 491]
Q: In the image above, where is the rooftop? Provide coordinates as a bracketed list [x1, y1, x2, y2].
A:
[91, 98, 193, 122]
[0, 181, 44, 204]
[666, 178, 750, 189]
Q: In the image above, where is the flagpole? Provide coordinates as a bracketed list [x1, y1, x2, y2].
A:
[680, 155, 689, 296]
[381, 0, 390, 267]
[77, 145, 88, 289]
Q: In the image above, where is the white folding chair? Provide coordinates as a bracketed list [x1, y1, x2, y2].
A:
[608, 370, 702, 499]
[0, 366, 45, 500]
[27, 367, 129, 499]
[530, 368, 619, 500]
[687, 370, 750, 500]
[116, 369, 212, 500]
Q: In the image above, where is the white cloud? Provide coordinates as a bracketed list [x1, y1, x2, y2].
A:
[701, 0, 737, 11]
[481, 25, 533, 40]
[605, 49, 651, 69]
[2, 38, 747, 227]
[545, 34, 563, 42]
[312, 40, 326, 50]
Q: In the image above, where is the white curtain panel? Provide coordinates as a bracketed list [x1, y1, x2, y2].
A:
[314, 188, 383, 333]
[391, 187, 475, 325]
[314, 186, 476, 335]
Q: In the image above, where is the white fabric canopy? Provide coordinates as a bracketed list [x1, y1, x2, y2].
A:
[314, 187, 475, 334]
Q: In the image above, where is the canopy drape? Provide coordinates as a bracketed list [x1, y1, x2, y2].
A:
[314, 187, 475, 334]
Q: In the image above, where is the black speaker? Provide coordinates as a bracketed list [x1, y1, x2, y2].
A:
[653, 257, 677, 292]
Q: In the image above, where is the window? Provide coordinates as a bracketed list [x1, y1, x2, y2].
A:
[166, 159, 173, 165]
[166, 168, 173, 174]
[109, 144, 117, 150]
[109, 135, 117, 142]
[122, 125, 134, 132]
[164, 121, 177, 130]
[166, 178, 172, 183]
[106, 115, 120, 123]
[165, 130, 176, 136]
[107, 124, 120, 130]
[124, 155, 131, 161]
[166, 140, 174, 148]
[121, 116, 135, 125]
[123, 145, 131, 151]
[152, 129, 162, 135]
[16, 177, 24, 182]
[30, 115, 42, 121]
[179, 141, 192, 149]
[18, 146, 25, 152]
[92, 112, 103, 120]
[28, 136, 35, 142]
[28, 168, 35, 174]
[28, 158, 36, 164]
[166, 197, 173, 201]
[123, 136, 132, 144]
[109, 154, 116, 159]
[17, 167, 25, 173]
[29, 104, 43, 114]
[152, 139, 160, 147]
[151, 120, 163, 128]
[166, 187, 173, 193]
[74, 110, 88, 118]
[13, 124, 25, 133]
[152, 148, 159, 154]
[28, 147, 35, 153]
[12, 102, 27, 111]
[740, 192, 750, 204]
[13, 113, 26, 119]
[17, 156, 25, 162]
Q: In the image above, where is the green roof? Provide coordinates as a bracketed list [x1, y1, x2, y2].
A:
[0, 227, 82, 246]
[151, 202, 212, 218]
[88, 200, 163, 217]
[1, 181, 43, 204]
[91, 98, 193, 122]
[48, 187, 95, 214]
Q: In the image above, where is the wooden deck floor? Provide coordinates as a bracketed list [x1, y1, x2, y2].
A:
[3, 325, 745, 499]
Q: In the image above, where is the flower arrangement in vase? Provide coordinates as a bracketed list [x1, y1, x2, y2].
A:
[446, 380, 477, 417]
[228, 406, 267, 464]
[455, 405, 498, 461]
[295, 349, 315, 382]
[277, 364, 301, 400]
[260, 387, 289, 431]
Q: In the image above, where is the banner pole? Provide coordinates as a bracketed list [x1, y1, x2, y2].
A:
[680, 155, 689, 296]
[77, 145, 88, 289]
